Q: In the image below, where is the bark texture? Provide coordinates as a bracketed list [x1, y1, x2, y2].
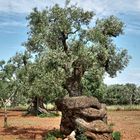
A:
[56, 96, 113, 140]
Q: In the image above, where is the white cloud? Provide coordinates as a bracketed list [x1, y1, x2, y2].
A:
[1, 0, 140, 31]
[0, 0, 53, 13]
[69, 0, 140, 17]
[0, 0, 140, 15]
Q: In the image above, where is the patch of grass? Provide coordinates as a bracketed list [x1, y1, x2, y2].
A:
[7, 105, 28, 111]
[38, 112, 59, 118]
[76, 133, 88, 140]
[45, 134, 56, 140]
[112, 131, 121, 140]
[45, 129, 64, 140]
[107, 105, 140, 111]
[76, 125, 89, 140]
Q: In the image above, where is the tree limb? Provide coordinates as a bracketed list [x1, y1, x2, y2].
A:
[68, 28, 79, 35]
[61, 31, 68, 53]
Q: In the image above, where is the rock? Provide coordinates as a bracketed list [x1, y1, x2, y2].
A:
[69, 131, 76, 138]
[56, 96, 101, 111]
[64, 131, 76, 140]
[75, 118, 113, 133]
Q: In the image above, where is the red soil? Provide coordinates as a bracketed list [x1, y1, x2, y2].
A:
[0, 110, 140, 140]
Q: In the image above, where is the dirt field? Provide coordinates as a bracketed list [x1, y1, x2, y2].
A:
[108, 111, 140, 140]
[0, 110, 140, 140]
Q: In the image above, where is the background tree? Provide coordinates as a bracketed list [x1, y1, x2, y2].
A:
[103, 84, 140, 105]
[23, 55, 66, 115]
[125, 83, 137, 105]
[0, 59, 19, 127]
[82, 69, 106, 101]
[136, 86, 140, 104]
[0, 51, 31, 108]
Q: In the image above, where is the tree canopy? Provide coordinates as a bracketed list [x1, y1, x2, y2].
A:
[24, 1, 130, 97]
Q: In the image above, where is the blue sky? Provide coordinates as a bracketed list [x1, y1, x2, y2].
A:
[0, 0, 140, 86]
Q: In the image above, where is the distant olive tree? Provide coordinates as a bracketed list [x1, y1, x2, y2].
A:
[103, 84, 140, 105]
[0, 60, 18, 127]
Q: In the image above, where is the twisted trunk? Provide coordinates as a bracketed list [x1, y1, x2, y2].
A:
[65, 62, 85, 97]
[61, 31, 86, 97]
[4, 103, 8, 128]
[28, 96, 45, 115]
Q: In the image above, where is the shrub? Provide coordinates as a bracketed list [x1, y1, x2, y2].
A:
[112, 131, 121, 140]
[76, 126, 88, 140]
[45, 129, 64, 140]
[76, 133, 88, 140]
[45, 134, 56, 140]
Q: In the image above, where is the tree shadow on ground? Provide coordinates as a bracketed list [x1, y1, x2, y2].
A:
[1, 126, 52, 140]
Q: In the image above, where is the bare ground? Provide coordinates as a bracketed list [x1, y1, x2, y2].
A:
[108, 111, 140, 140]
[0, 110, 140, 140]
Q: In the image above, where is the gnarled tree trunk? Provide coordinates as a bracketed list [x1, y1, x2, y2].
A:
[65, 59, 85, 97]
[28, 96, 46, 115]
